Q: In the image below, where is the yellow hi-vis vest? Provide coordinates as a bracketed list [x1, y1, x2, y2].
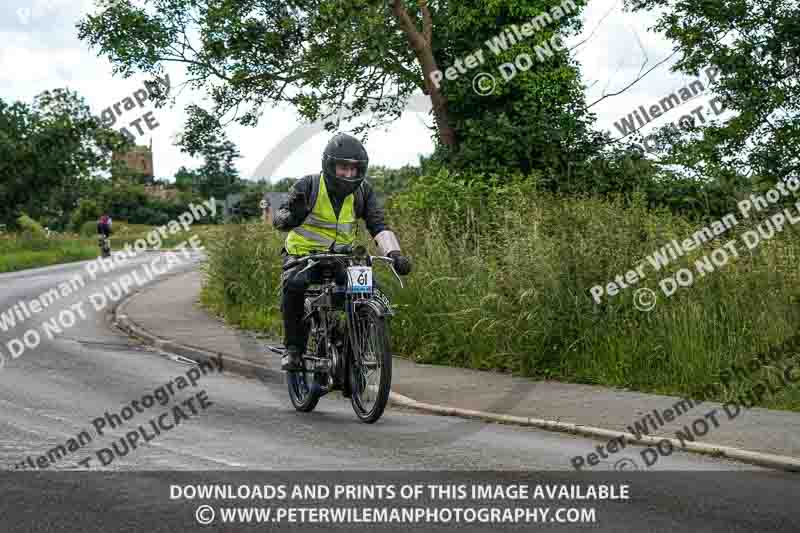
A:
[285, 174, 357, 256]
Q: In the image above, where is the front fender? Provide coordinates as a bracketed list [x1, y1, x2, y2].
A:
[358, 291, 394, 318]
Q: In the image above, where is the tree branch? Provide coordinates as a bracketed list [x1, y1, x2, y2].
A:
[390, 1, 425, 51]
[419, 0, 433, 44]
[587, 50, 678, 108]
[569, 0, 620, 53]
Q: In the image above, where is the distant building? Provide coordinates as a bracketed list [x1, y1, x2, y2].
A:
[143, 183, 179, 201]
[113, 139, 154, 179]
[261, 192, 289, 224]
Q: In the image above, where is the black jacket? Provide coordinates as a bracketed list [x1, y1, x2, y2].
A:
[272, 174, 387, 238]
[97, 222, 112, 236]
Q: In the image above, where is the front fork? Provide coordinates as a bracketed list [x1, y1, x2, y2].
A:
[304, 288, 392, 396]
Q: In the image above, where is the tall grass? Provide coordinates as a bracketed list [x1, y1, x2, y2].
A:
[200, 222, 287, 333]
[200, 181, 800, 410]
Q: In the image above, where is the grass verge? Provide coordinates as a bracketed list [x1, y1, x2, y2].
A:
[0, 223, 221, 273]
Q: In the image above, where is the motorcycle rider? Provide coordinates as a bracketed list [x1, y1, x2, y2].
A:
[97, 214, 112, 242]
[272, 133, 412, 371]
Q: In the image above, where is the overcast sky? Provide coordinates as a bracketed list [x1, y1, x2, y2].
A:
[0, 0, 717, 183]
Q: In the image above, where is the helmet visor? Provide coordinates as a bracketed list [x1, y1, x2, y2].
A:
[327, 156, 367, 182]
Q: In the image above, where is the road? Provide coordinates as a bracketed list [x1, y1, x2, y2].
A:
[0, 254, 797, 532]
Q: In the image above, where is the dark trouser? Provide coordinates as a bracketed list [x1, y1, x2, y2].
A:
[280, 257, 347, 353]
[280, 255, 378, 353]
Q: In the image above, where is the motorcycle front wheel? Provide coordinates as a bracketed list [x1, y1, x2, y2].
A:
[348, 305, 392, 423]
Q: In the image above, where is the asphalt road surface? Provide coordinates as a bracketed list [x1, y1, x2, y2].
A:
[0, 254, 796, 532]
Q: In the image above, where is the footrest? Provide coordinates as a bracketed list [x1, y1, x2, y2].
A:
[305, 357, 331, 371]
[267, 345, 285, 355]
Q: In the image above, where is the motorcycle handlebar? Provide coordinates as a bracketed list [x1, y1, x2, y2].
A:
[283, 253, 393, 271]
[282, 253, 403, 288]
[282, 253, 347, 271]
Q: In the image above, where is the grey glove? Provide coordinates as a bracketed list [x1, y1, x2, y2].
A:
[388, 251, 412, 276]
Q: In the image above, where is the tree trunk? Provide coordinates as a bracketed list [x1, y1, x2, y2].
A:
[390, 1, 457, 149]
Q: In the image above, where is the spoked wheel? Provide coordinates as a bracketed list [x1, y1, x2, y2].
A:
[349, 305, 392, 423]
[286, 304, 322, 412]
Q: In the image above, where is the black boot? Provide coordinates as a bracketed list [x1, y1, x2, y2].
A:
[281, 346, 304, 372]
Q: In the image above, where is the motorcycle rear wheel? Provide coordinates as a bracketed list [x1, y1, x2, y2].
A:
[286, 309, 322, 412]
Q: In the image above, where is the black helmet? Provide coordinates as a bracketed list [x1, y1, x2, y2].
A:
[322, 133, 369, 195]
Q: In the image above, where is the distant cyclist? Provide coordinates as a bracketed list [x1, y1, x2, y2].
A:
[97, 214, 112, 238]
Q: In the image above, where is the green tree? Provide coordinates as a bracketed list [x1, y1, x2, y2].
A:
[369, 164, 418, 195]
[174, 166, 199, 192]
[624, 0, 800, 186]
[194, 139, 243, 200]
[98, 177, 150, 221]
[0, 89, 129, 228]
[76, 0, 596, 178]
[238, 189, 265, 219]
[177, 105, 243, 200]
[69, 198, 102, 232]
[427, 0, 600, 180]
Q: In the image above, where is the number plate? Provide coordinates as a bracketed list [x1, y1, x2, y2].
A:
[347, 266, 373, 294]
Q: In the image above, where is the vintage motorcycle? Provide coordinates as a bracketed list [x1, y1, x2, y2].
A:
[269, 244, 404, 423]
